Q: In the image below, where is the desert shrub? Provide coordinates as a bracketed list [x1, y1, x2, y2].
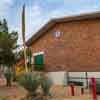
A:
[41, 76, 52, 96]
[18, 72, 52, 100]
[18, 72, 39, 94]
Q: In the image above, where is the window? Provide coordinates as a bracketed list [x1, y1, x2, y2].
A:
[54, 31, 61, 38]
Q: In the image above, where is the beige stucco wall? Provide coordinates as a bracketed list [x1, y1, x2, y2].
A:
[48, 72, 100, 86]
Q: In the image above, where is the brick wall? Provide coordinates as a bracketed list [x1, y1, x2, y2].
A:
[31, 19, 100, 72]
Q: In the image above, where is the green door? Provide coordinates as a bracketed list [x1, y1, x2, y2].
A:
[34, 54, 44, 71]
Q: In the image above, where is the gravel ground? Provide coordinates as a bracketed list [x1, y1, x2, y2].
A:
[0, 79, 27, 100]
[49, 85, 100, 100]
[0, 79, 99, 100]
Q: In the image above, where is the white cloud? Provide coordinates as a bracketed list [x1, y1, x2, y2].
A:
[25, 4, 43, 38]
[46, 0, 64, 3]
[0, 0, 15, 18]
[24, 0, 98, 43]
[26, 4, 41, 18]
[0, 0, 14, 11]
[31, 5, 41, 16]
[0, 0, 14, 6]
[1, 0, 100, 45]
[12, 3, 44, 45]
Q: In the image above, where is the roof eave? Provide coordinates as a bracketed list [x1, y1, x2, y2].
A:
[26, 11, 100, 47]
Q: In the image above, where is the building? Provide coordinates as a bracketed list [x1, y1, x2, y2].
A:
[18, 12, 100, 86]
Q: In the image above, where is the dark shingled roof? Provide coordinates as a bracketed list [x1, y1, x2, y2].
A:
[26, 11, 100, 46]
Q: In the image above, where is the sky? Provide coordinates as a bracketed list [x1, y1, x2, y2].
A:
[0, 0, 100, 45]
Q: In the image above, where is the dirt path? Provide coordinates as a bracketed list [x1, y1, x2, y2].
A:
[50, 85, 100, 100]
[0, 80, 100, 100]
[50, 95, 92, 100]
[0, 79, 27, 100]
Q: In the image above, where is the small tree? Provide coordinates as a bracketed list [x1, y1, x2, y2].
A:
[0, 19, 18, 86]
